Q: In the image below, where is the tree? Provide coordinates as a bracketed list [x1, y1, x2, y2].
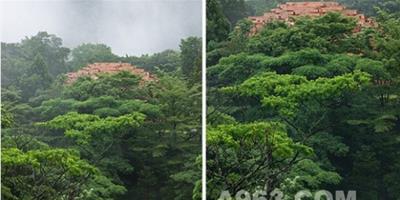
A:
[122, 49, 181, 73]
[225, 19, 253, 54]
[63, 71, 143, 101]
[207, 0, 231, 43]
[207, 4, 400, 198]
[1, 32, 69, 102]
[1, 106, 120, 200]
[39, 112, 145, 183]
[20, 32, 70, 77]
[247, 13, 357, 56]
[207, 122, 340, 199]
[18, 54, 53, 101]
[180, 37, 202, 84]
[1, 105, 14, 129]
[36, 72, 201, 199]
[218, 0, 253, 27]
[141, 75, 201, 199]
[69, 43, 119, 70]
[2, 31, 202, 199]
[1, 148, 99, 200]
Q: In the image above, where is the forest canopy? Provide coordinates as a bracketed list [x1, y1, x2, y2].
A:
[207, 0, 400, 199]
[1, 32, 202, 199]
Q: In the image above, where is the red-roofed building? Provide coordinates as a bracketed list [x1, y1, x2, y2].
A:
[248, 2, 375, 34]
[65, 62, 155, 84]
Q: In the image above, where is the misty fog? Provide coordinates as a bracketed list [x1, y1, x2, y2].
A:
[0, 0, 202, 56]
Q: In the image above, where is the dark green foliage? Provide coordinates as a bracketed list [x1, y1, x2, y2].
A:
[207, 2, 400, 199]
[1, 32, 70, 87]
[69, 43, 119, 70]
[217, 0, 253, 27]
[292, 65, 329, 79]
[63, 71, 142, 101]
[19, 54, 53, 100]
[122, 49, 181, 73]
[180, 37, 202, 84]
[207, 49, 356, 87]
[207, 53, 270, 86]
[355, 58, 390, 79]
[325, 54, 358, 76]
[207, 122, 316, 197]
[1, 31, 70, 104]
[207, 0, 231, 43]
[248, 13, 358, 56]
[338, 0, 397, 17]
[34, 98, 78, 120]
[1, 32, 201, 199]
[246, 0, 281, 15]
[1, 105, 14, 129]
[1, 148, 100, 200]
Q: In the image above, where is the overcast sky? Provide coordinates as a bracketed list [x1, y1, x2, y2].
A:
[0, 0, 202, 56]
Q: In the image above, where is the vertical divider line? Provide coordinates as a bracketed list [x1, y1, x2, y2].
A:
[202, 0, 207, 199]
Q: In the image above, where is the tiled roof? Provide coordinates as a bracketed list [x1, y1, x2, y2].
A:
[248, 2, 375, 34]
[65, 62, 155, 84]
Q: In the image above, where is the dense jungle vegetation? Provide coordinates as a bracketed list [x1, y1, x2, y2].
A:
[207, 0, 400, 199]
[1, 32, 202, 199]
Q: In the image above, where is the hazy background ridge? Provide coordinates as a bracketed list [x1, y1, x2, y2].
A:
[0, 0, 202, 56]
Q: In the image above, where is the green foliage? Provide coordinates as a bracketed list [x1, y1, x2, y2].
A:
[228, 71, 371, 117]
[40, 112, 145, 145]
[69, 43, 119, 70]
[180, 37, 202, 84]
[263, 49, 328, 73]
[149, 75, 201, 135]
[207, 0, 231, 43]
[1, 105, 14, 129]
[207, 52, 271, 86]
[122, 49, 181, 72]
[63, 71, 142, 101]
[355, 58, 390, 79]
[325, 54, 358, 76]
[18, 54, 53, 101]
[37, 74, 199, 199]
[2, 31, 201, 199]
[217, 0, 253, 27]
[226, 19, 253, 54]
[116, 100, 160, 117]
[5, 103, 34, 125]
[1, 87, 22, 103]
[338, 0, 399, 17]
[170, 155, 202, 200]
[119, 74, 201, 199]
[207, 3, 400, 198]
[34, 98, 78, 120]
[208, 48, 330, 86]
[292, 65, 329, 79]
[1, 32, 69, 87]
[77, 175, 127, 200]
[207, 122, 314, 198]
[1, 147, 99, 200]
[280, 159, 342, 196]
[1, 31, 70, 104]
[246, 0, 281, 15]
[247, 13, 358, 56]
